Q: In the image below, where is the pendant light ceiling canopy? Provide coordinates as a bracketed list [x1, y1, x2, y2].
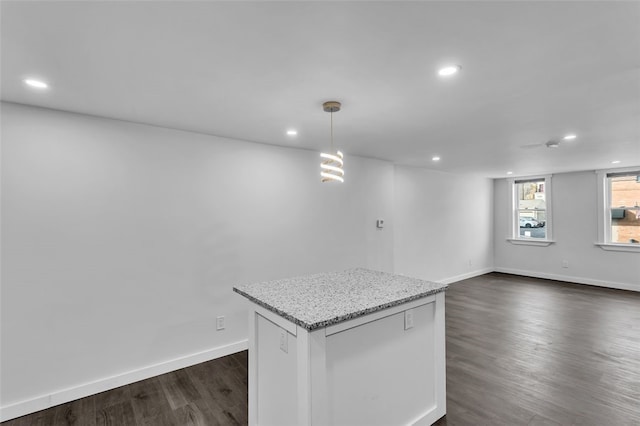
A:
[320, 101, 344, 183]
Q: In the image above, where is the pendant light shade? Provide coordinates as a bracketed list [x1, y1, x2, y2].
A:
[321, 151, 344, 182]
[320, 101, 344, 183]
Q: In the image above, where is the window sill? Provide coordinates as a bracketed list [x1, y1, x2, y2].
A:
[595, 243, 640, 253]
[507, 238, 555, 247]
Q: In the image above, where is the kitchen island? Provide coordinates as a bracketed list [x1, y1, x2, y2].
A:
[233, 268, 448, 426]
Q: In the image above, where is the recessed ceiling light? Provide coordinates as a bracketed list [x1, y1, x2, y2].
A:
[611, 160, 621, 164]
[438, 65, 461, 77]
[563, 134, 577, 140]
[24, 79, 48, 89]
[506, 171, 513, 175]
[286, 129, 297, 136]
[432, 156, 441, 161]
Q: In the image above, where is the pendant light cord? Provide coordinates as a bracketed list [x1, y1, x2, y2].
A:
[330, 110, 334, 152]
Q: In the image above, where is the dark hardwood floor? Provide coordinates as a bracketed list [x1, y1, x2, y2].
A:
[1, 352, 248, 426]
[3, 273, 639, 425]
[434, 273, 640, 426]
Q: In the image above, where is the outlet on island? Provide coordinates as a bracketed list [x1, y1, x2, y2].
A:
[279, 328, 288, 353]
[404, 309, 414, 330]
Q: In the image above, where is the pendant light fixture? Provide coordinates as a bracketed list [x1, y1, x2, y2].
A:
[320, 101, 344, 183]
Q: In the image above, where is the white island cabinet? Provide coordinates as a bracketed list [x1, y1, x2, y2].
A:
[234, 268, 448, 426]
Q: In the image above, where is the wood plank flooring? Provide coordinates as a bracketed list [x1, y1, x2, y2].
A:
[434, 273, 640, 426]
[3, 273, 639, 425]
[1, 351, 248, 426]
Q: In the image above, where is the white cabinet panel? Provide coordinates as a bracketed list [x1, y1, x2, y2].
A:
[326, 303, 436, 425]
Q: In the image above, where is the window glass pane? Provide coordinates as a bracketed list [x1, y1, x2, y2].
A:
[516, 180, 547, 239]
[518, 211, 546, 239]
[516, 180, 546, 210]
[609, 174, 640, 244]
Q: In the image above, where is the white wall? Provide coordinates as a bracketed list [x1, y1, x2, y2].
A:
[0, 102, 395, 418]
[5, 101, 635, 422]
[393, 166, 494, 283]
[0, 102, 513, 421]
[494, 173, 640, 291]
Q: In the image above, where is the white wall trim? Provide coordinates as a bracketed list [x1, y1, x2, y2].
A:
[438, 267, 494, 285]
[493, 267, 640, 293]
[0, 340, 248, 422]
[506, 238, 555, 247]
[595, 242, 640, 253]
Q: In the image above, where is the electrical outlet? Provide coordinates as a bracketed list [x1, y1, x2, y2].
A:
[279, 328, 288, 353]
[216, 316, 225, 331]
[562, 260, 569, 268]
[376, 219, 385, 229]
[404, 309, 414, 330]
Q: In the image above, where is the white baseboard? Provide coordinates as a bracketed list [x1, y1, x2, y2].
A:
[493, 267, 640, 292]
[0, 339, 248, 422]
[439, 267, 494, 285]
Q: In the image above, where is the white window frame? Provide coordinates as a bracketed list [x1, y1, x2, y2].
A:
[595, 167, 640, 253]
[507, 174, 554, 246]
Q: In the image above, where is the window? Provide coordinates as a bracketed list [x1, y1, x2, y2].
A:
[508, 175, 553, 245]
[596, 168, 640, 252]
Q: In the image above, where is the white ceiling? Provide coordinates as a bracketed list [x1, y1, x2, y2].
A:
[2, 1, 639, 178]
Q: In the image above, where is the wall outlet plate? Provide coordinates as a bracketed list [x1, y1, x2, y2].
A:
[216, 316, 225, 331]
[279, 328, 288, 353]
[404, 309, 414, 330]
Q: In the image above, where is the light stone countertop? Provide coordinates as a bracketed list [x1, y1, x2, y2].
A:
[233, 268, 447, 331]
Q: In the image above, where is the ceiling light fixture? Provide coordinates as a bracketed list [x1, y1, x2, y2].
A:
[546, 141, 560, 149]
[563, 134, 577, 140]
[286, 129, 298, 136]
[24, 78, 48, 89]
[612, 160, 621, 164]
[438, 65, 461, 77]
[432, 156, 441, 162]
[507, 171, 513, 175]
[320, 101, 344, 183]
